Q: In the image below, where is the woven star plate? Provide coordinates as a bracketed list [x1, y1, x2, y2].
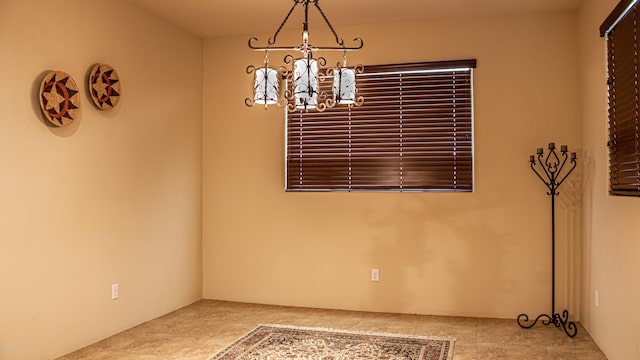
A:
[89, 63, 121, 110]
[39, 70, 80, 127]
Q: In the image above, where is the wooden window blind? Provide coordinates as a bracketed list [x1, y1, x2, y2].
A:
[602, 0, 640, 196]
[285, 59, 476, 192]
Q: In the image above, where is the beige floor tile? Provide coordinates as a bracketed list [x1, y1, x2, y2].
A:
[477, 343, 608, 360]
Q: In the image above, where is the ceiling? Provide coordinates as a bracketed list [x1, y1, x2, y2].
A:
[126, 0, 584, 39]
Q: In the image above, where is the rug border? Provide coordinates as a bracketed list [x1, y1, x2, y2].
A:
[208, 323, 457, 360]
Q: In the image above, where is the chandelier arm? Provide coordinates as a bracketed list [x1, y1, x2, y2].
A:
[250, 44, 363, 52]
[247, 37, 261, 49]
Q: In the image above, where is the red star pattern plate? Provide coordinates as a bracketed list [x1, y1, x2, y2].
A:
[39, 70, 80, 127]
[89, 63, 121, 110]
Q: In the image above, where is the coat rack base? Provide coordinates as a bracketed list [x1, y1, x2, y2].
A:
[517, 310, 578, 337]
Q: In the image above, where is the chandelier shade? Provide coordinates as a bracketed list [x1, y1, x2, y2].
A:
[245, 0, 364, 112]
[330, 65, 364, 106]
[253, 67, 279, 105]
[293, 58, 319, 110]
[333, 68, 355, 104]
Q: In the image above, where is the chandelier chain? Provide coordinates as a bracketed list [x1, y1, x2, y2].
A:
[313, 1, 345, 47]
[268, 1, 300, 47]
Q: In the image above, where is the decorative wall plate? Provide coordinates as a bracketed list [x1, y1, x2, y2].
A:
[89, 63, 121, 110]
[39, 70, 80, 127]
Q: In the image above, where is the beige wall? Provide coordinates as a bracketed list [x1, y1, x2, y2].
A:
[203, 12, 582, 319]
[0, 1, 203, 359]
[579, 0, 640, 359]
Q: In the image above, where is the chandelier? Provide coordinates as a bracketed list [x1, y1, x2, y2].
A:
[245, 0, 364, 112]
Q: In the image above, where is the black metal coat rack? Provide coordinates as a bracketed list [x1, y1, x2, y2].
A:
[517, 142, 578, 338]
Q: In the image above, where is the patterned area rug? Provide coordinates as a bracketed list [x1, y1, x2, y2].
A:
[209, 324, 455, 360]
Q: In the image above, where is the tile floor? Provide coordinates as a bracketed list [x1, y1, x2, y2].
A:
[57, 300, 607, 360]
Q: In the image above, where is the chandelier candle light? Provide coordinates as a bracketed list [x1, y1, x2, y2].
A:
[518, 142, 578, 338]
[245, 0, 364, 112]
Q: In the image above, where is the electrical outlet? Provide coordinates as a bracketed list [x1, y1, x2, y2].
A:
[594, 289, 599, 307]
[371, 269, 379, 282]
[112, 283, 119, 300]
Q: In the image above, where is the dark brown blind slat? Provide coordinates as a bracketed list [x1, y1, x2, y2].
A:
[606, 0, 640, 196]
[286, 60, 475, 192]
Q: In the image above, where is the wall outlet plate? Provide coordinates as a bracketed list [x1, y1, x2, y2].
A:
[371, 269, 379, 282]
[112, 283, 119, 300]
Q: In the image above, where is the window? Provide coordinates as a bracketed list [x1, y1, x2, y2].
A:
[285, 60, 476, 192]
[601, 0, 640, 196]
